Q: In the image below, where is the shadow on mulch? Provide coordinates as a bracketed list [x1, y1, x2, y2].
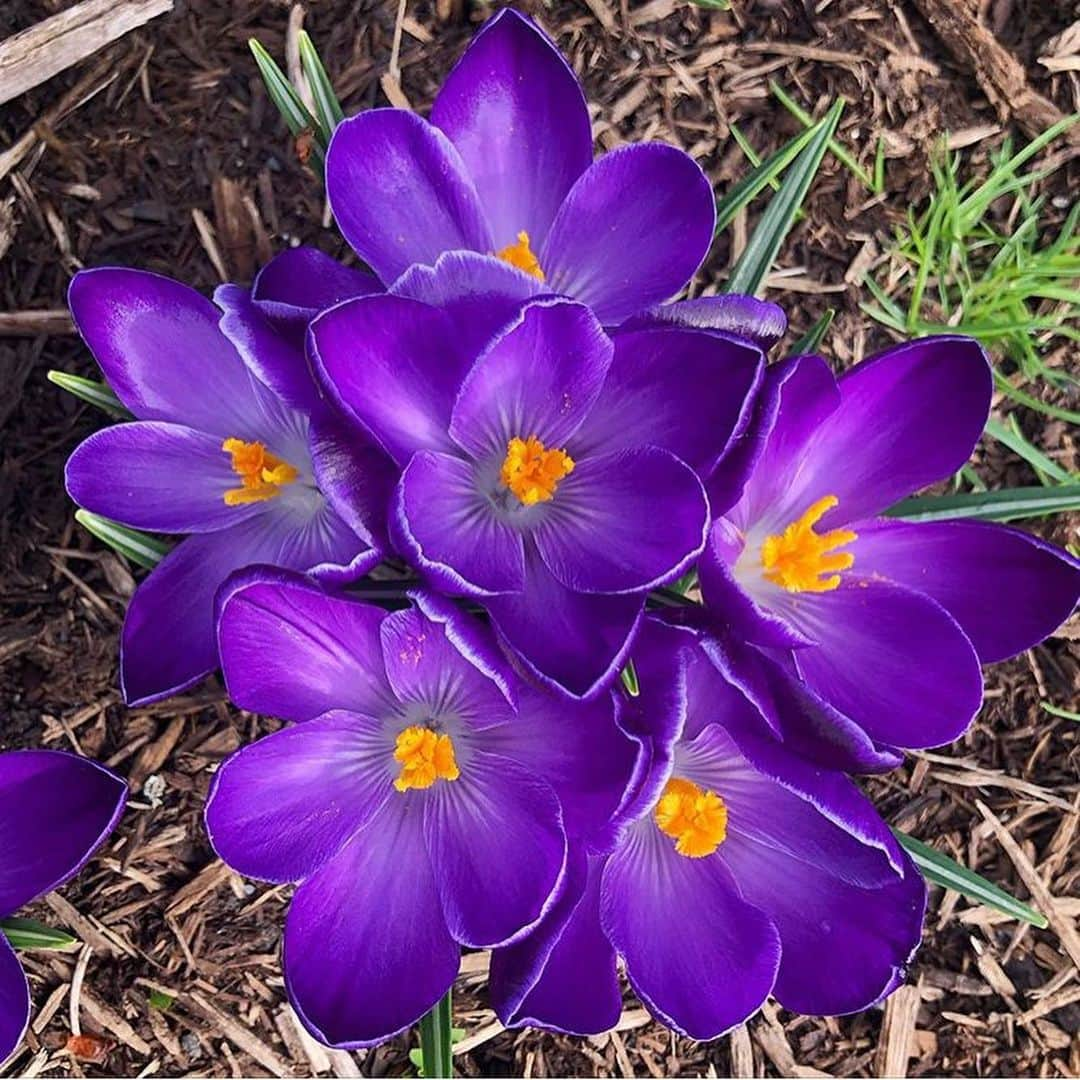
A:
[1, 0, 1078, 1076]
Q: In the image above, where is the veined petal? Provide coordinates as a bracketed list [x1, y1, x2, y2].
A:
[854, 518, 1080, 663]
[431, 9, 592, 247]
[326, 109, 492, 283]
[216, 568, 394, 722]
[542, 143, 715, 325]
[0, 935, 29, 1067]
[0, 751, 126, 917]
[284, 798, 458, 1049]
[205, 710, 395, 884]
[66, 421, 267, 534]
[621, 294, 787, 350]
[424, 749, 566, 948]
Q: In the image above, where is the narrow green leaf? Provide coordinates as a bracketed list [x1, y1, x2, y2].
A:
[689, 0, 732, 9]
[48, 370, 132, 419]
[984, 417, 1073, 484]
[1041, 702, 1080, 722]
[1, 917, 77, 951]
[620, 659, 640, 698]
[75, 510, 171, 569]
[298, 31, 344, 137]
[249, 39, 325, 165]
[714, 124, 817, 234]
[894, 831, 1048, 928]
[148, 991, 175, 1011]
[789, 308, 834, 355]
[886, 484, 1080, 523]
[416, 989, 453, 1079]
[724, 99, 843, 296]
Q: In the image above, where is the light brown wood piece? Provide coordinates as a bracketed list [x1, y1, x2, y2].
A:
[0, 0, 173, 107]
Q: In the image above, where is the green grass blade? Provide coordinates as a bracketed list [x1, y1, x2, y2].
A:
[620, 659, 640, 698]
[895, 831, 1047, 928]
[724, 99, 843, 296]
[769, 80, 875, 190]
[249, 39, 325, 164]
[789, 308, 834, 354]
[1, 917, 77, 951]
[298, 31, 344, 137]
[714, 124, 817, 235]
[886, 484, 1080, 522]
[47, 370, 132, 419]
[984, 417, 1073, 484]
[75, 510, 171, 569]
[1041, 702, 1080, 722]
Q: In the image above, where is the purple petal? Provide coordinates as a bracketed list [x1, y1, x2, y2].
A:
[449, 299, 612, 459]
[251, 245, 381, 339]
[754, 337, 992, 530]
[216, 568, 394, 722]
[855, 518, 1080, 663]
[215, 283, 323, 413]
[492, 849, 622, 1035]
[535, 447, 708, 594]
[389, 251, 544, 360]
[621, 294, 787, 349]
[308, 409, 396, 552]
[572, 326, 763, 476]
[485, 545, 644, 699]
[206, 711, 394, 884]
[792, 577, 984, 750]
[483, 685, 634, 844]
[0, 751, 126, 917]
[700, 633, 904, 774]
[431, 9, 591, 248]
[284, 799, 458, 1048]
[66, 421, 266, 534]
[722, 836, 926, 1015]
[0, 935, 29, 1066]
[600, 822, 779, 1039]
[326, 109, 492, 283]
[425, 749, 566, 948]
[68, 268, 296, 440]
[542, 144, 715, 325]
[378, 606, 514, 728]
[394, 451, 525, 595]
[309, 295, 469, 464]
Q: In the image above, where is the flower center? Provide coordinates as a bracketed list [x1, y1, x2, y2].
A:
[500, 435, 574, 506]
[222, 438, 299, 506]
[495, 231, 545, 281]
[393, 725, 460, 792]
[655, 777, 728, 858]
[760, 494, 856, 593]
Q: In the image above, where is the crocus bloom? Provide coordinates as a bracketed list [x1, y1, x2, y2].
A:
[64, 262, 389, 705]
[310, 293, 763, 697]
[206, 568, 635, 1047]
[491, 621, 926, 1039]
[0, 751, 126, 1063]
[325, 9, 716, 325]
[698, 339, 1080, 763]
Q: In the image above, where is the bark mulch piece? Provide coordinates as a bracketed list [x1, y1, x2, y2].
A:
[1, 0, 1077, 1076]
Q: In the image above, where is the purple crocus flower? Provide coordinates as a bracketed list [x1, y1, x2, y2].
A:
[0, 751, 126, 1063]
[64, 259, 390, 705]
[324, 10, 716, 326]
[310, 293, 763, 697]
[205, 568, 636, 1048]
[698, 339, 1080, 763]
[490, 620, 926, 1039]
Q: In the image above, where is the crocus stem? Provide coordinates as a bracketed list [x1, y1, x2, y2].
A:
[418, 989, 453, 1078]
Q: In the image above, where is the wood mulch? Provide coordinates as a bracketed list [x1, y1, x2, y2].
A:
[1, 0, 1078, 1076]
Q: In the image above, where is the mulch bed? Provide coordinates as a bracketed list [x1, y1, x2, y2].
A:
[1, 0, 1078, 1076]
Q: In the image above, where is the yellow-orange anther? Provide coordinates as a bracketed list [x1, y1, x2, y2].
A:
[393, 726, 460, 792]
[495, 231, 545, 281]
[655, 777, 728, 858]
[222, 438, 299, 506]
[760, 494, 857, 593]
[500, 435, 574, 506]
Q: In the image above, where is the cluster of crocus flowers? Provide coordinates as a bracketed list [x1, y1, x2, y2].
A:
[44, 3, 1080, 1060]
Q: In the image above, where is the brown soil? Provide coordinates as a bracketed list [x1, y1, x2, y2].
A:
[1, 0, 1078, 1077]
